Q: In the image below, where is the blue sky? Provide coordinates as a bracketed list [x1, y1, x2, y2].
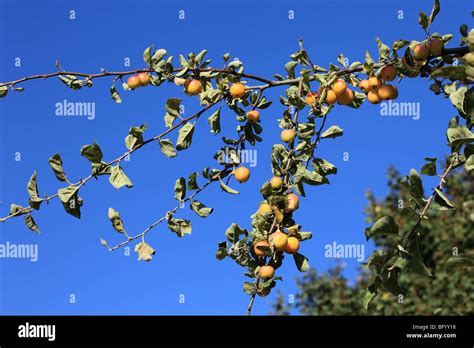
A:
[0, 0, 470, 315]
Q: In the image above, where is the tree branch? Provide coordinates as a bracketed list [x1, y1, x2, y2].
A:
[408, 153, 459, 237]
[0, 97, 224, 223]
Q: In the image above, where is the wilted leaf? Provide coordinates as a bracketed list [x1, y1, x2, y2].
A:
[190, 200, 213, 218]
[168, 217, 192, 237]
[176, 122, 195, 150]
[208, 108, 221, 134]
[220, 180, 239, 195]
[375, 37, 390, 61]
[109, 165, 133, 189]
[188, 172, 199, 190]
[361, 280, 381, 309]
[293, 253, 310, 272]
[174, 177, 186, 201]
[164, 98, 182, 128]
[108, 207, 125, 233]
[27, 170, 42, 210]
[135, 242, 155, 262]
[24, 214, 40, 233]
[158, 139, 177, 158]
[110, 85, 122, 103]
[48, 153, 68, 182]
[243, 282, 257, 295]
[80, 143, 103, 163]
[321, 126, 343, 139]
[0, 85, 8, 98]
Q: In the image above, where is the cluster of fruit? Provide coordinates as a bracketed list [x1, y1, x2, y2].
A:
[305, 79, 355, 107]
[358, 70, 398, 104]
[126, 73, 151, 89]
[254, 177, 301, 282]
[401, 38, 445, 77]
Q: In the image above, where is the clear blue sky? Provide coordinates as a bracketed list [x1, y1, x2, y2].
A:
[0, 0, 470, 315]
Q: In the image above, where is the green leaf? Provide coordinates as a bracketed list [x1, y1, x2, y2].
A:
[167, 217, 192, 237]
[108, 207, 125, 233]
[225, 223, 247, 243]
[364, 51, 374, 74]
[143, 45, 152, 66]
[48, 153, 68, 182]
[392, 40, 410, 51]
[176, 122, 195, 151]
[375, 37, 390, 62]
[298, 232, 312, 241]
[208, 108, 221, 134]
[293, 253, 310, 272]
[465, 155, 474, 172]
[428, 0, 440, 26]
[109, 165, 133, 189]
[418, 12, 429, 30]
[447, 125, 474, 148]
[257, 97, 272, 109]
[158, 139, 177, 158]
[164, 98, 182, 128]
[361, 280, 381, 309]
[409, 169, 425, 202]
[383, 270, 406, 296]
[190, 200, 213, 218]
[0, 84, 8, 98]
[80, 143, 103, 163]
[407, 235, 432, 277]
[421, 157, 437, 176]
[110, 85, 122, 103]
[125, 124, 147, 150]
[216, 241, 228, 260]
[312, 158, 337, 176]
[151, 48, 167, 66]
[27, 170, 42, 210]
[430, 66, 466, 80]
[445, 254, 474, 273]
[365, 216, 399, 240]
[434, 188, 455, 209]
[220, 180, 239, 195]
[285, 61, 298, 78]
[195, 49, 207, 65]
[25, 214, 40, 233]
[58, 75, 82, 90]
[449, 86, 467, 115]
[174, 177, 186, 201]
[321, 125, 343, 139]
[302, 168, 329, 186]
[135, 242, 155, 262]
